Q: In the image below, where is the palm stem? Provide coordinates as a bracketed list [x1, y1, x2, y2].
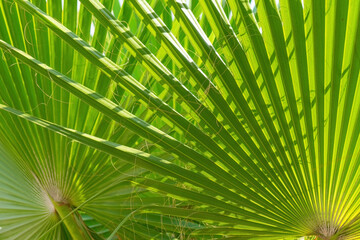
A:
[52, 200, 91, 240]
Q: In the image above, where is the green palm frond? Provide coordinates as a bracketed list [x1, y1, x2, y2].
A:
[0, 0, 359, 239]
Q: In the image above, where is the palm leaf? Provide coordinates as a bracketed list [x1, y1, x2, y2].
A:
[0, 0, 359, 239]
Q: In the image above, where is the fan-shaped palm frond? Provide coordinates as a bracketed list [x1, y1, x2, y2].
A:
[0, 0, 359, 239]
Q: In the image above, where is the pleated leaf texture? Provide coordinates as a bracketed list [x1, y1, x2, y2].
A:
[0, 0, 359, 239]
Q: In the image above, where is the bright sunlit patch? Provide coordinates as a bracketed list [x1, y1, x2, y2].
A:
[250, 0, 255, 10]
[90, 22, 95, 37]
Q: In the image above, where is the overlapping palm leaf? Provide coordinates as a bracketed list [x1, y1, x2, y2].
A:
[0, 0, 359, 239]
